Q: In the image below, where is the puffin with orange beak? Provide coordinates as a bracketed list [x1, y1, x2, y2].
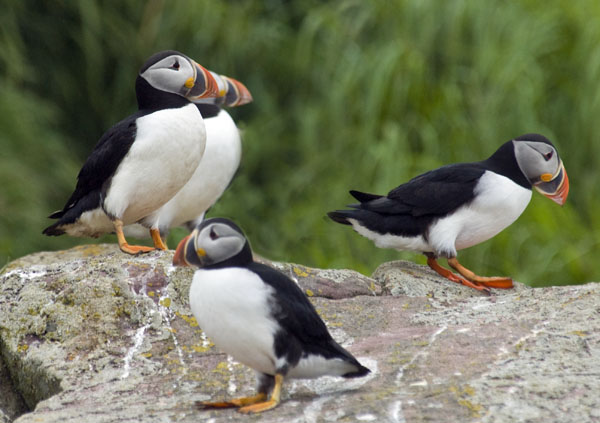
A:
[173, 218, 370, 413]
[43, 50, 220, 254]
[328, 133, 569, 293]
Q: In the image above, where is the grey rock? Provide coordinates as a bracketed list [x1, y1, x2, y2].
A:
[0, 244, 598, 423]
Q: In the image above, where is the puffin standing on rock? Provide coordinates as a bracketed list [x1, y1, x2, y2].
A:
[173, 218, 370, 414]
[328, 134, 569, 293]
[43, 50, 220, 254]
[124, 74, 252, 244]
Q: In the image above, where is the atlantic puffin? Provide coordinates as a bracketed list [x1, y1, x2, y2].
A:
[173, 218, 370, 413]
[124, 75, 252, 245]
[328, 134, 569, 293]
[43, 50, 220, 254]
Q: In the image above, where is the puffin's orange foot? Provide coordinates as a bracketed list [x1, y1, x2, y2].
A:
[196, 393, 267, 410]
[426, 256, 491, 295]
[238, 373, 283, 414]
[447, 258, 514, 289]
[119, 243, 155, 255]
[114, 218, 155, 255]
[238, 398, 279, 414]
[443, 271, 492, 295]
[475, 277, 513, 289]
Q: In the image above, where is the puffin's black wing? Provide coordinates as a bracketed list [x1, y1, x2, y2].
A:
[47, 112, 145, 221]
[360, 163, 486, 217]
[247, 262, 368, 376]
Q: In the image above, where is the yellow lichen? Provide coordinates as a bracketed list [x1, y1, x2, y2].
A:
[176, 312, 199, 327]
[458, 399, 483, 417]
[293, 267, 310, 277]
[306, 289, 314, 297]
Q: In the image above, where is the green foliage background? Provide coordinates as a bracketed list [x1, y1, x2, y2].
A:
[1, 0, 599, 286]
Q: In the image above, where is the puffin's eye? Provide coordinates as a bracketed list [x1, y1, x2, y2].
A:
[209, 229, 218, 240]
[171, 60, 180, 70]
[544, 151, 553, 161]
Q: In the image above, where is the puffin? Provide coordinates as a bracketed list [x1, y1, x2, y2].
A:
[328, 134, 569, 293]
[123, 74, 252, 245]
[173, 218, 370, 414]
[43, 50, 220, 254]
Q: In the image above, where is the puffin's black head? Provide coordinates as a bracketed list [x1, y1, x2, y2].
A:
[136, 50, 220, 108]
[512, 134, 569, 205]
[173, 218, 253, 268]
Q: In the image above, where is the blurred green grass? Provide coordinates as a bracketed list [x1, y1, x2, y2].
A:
[1, 0, 599, 286]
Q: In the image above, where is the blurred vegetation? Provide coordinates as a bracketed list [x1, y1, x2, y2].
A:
[1, 0, 599, 286]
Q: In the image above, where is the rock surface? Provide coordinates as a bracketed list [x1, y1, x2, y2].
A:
[0, 244, 598, 423]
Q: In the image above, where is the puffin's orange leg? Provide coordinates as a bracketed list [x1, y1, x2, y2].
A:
[447, 258, 514, 289]
[150, 228, 168, 250]
[426, 256, 491, 294]
[196, 393, 267, 410]
[114, 219, 155, 255]
[238, 374, 283, 414]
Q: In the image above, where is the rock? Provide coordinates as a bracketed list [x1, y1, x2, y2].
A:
[0, 244, 598, 422]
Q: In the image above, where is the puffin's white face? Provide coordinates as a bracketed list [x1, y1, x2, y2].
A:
[194, 222, 246, 265]
[139, 53, 219, 101]
[513, 139, 569, 205]
[173, 221, 247, 267]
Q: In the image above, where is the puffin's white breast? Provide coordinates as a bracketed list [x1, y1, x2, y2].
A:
[141, 109, 242, 230]
[103, 103, 206, 224]
[428, 170, 532, 256]
[189, 267, 279, 376]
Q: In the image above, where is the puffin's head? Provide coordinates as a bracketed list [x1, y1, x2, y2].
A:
[173, 218, 250, 268]
[513, 134, 569, 205]
[138, 50, 219, 102]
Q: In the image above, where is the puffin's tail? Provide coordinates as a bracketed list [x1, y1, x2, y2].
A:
[349, 190, 382, 203]
[322, 339, 371, 378]
[342, 361, 371, 378]
[42, 222, 65, 236]
[326, 210, 357, 225]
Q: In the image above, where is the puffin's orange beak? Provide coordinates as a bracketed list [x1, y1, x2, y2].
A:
[535, 161, 569, 206]
[222, 76, 253, 107]
[173, 234, 192, 266]
[183, 61, 220, 101]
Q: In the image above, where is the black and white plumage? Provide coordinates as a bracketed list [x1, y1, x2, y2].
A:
[328, 134, 569, 292]
[43, 50, 220, 254]
[172, 218, 370, 414]
[124, 75, 252, 242]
